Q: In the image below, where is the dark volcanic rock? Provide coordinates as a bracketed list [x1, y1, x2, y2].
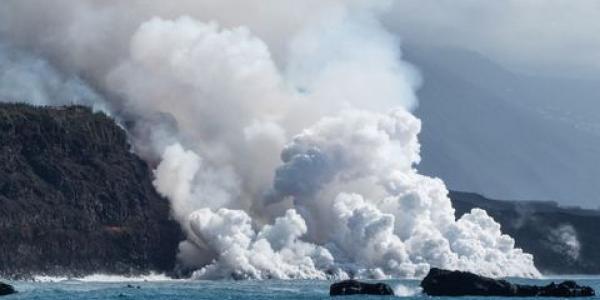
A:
[450, 191, 600, 274]
[421, 268, 595, 297]
[330, 280, 395, 296]
[0, 103, 182, 278]
[0, 282, 16, 296]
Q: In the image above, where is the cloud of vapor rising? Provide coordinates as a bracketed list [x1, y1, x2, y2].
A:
[266, 109, 537, 278]
[1, 1, 540, 279]
[547, 224, 581, 261]
[0, 42, 109, 112]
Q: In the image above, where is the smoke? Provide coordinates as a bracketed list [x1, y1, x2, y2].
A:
[0, 42, 109, 112]
[262, 109, 537, 278]
[548, 224, 581, 261]
[0, 1, 540, 279]
[188, 208, 336, 279]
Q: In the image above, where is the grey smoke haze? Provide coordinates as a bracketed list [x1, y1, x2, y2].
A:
[4, 1, 599, 79]
[0, 1, 596, 207]
[2, 0, 595, 278]
[384, 0, 600, 78]
[548, 225, 581, 261]
[0, 42, 108, 112]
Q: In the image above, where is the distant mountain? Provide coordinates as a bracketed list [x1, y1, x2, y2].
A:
[406, 45, 600, 208]
[0, 103, 182, 278]
[450, 191, 600, 274]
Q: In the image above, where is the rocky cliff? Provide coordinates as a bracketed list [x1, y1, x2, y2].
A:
[450, 191, 600, 274]
[0, 103, 182, 278]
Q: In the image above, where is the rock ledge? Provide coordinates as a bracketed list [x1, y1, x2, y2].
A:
[0, 282, 16, 296]
[421, 268, 595, 297]
[330, 279, 394, 296]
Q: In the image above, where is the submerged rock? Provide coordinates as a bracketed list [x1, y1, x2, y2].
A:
[0, 282, 16, 296]
[421, 268, 595, 297]
[330, 279, 394, 296]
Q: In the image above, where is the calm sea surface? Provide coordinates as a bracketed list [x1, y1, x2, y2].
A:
[3, 276, 600, 299]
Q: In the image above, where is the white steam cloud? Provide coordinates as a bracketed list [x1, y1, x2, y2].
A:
[0, 1, 540, 279]
[548, 224, 581, 261]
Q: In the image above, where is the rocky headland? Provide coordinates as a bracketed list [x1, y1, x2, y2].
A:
[0, 103, 182, 278]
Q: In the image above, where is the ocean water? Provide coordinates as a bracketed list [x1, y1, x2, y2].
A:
[2, 276, 600, 299]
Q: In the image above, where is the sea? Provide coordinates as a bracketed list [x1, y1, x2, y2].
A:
[2, 275, 600, 299]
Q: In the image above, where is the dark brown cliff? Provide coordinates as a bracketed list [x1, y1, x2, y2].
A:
[0, 103, 182, 278]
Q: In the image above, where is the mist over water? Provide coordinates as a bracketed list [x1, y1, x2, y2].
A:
[0, 1, 539, 279]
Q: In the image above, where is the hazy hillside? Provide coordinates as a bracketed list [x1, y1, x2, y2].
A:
[406, 45, 600, 208]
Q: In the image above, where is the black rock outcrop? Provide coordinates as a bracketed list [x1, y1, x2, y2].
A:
[330, 279, 395, 296]
[0, 282, 15, 296]
[421, 268, 595, 297]
[0, 103, 182, 278]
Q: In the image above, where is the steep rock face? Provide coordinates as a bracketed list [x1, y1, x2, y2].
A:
[450, 191, 600, 274]
[0, 103, 182, 277]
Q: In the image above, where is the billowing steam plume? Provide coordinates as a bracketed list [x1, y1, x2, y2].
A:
[548, 224, 581, 261]
[0, 1, 540, 279]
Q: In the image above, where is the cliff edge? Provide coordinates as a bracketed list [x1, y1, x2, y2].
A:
[0, 103, 181, 278]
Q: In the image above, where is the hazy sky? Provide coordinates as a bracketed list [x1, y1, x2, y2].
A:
[1, 1, 598, 79]
[384, 0, 600, 78]
[0, 0, 598, 207]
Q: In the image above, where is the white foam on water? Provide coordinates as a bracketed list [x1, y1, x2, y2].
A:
[394, 284, 422, 297]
